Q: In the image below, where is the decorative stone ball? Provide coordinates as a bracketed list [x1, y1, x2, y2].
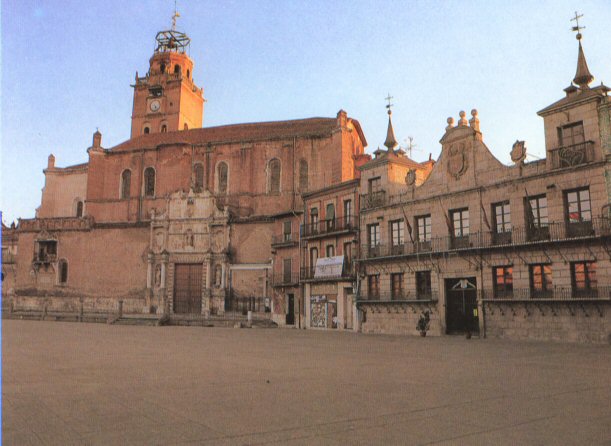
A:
[471, 109, 478, 117]
[447, 117, 454, 125]
[459, 110, 466, 118]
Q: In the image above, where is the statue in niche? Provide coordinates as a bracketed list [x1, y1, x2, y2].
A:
[185, 229, 194, 248]
[214, 264, 222, 287]
[154, 231, 164, 252]
[154, 264, 162, 288]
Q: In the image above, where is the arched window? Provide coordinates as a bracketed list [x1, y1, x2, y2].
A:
[75, 200, 83, 217]
[174, 64, 181, 75]
[217, 162, 228, 195]
[144, 167, 155, 197]
[58, 259, 68, 284]
[193, 163, 204, 191]
[299, 159, 308, 191]
[121, 169, 131, 199]
[143, 126, 150, 134]
[183, 123, 189, 130]
[268, 158, 281, 194]
[160, 63, 166, 73]
[161, 124, 167, 133]
[186, 69, 190, 79]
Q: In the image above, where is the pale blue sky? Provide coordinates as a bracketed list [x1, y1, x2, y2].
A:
[2, 0, 610, 223]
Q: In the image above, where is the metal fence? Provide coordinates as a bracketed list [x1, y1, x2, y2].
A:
[301, 216, 358, 238]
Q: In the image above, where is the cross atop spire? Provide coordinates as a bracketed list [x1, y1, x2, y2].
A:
[383, 95, 398, 152]
[385, 93, 394, 114]
[570, 11, 594, 89]
[172, 0, 180, 31]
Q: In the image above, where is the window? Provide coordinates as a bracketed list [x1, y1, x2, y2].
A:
[416, 271, 432, 299]
[344, 199, 352, 221]
[368, 177, 381, 193]
[174, 64, 181, 75]
[493, 266, 513, 298]
[268, 158, 281, 194]
[310, 247, 318, 268]
[75, 201, 83, 218]
[310, 207, 318, 226]
[368, 275, 380, 299]
[390, 220, 404, 246]
[121, 169, 131, 199]
[530, 264, 553, 298]
[299, 159, 308, 191]
[184, 123, 189, 130]
[571, 262, 597, 297]
[37, 240, 57, 263]
[161, 124, 167, 133]
[193, 163, 204, 191]
[391, 273, 404, 300]
[58, 259, 68, 284]
[326, 203, 335, 230]
[283, 258, 292, 283]
[343, 241, 352, 267]
[143, 126, 150, 134]
[217, 162, 228, 194]
[186, 69, 190, 79]
[283, 221, 292, 242]
[368, 223, 380, 246]
[526, 194, 549, 241]
[416, 215, 431, 243]
[565, 188, 592, 236]
[493, 201, 511, 233]
[143, 167, 155, 197]
[159, 64, 166, 74]
[326, 245, 335, 257]
[558, 121, 584, 147]
[451, 208, 469, 237]
[150, 86, 163, 97]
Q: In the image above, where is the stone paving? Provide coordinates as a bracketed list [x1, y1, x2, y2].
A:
[2, 320, 611, 445]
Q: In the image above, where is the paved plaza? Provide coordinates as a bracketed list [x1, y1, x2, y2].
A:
[2, 320, 611, 445]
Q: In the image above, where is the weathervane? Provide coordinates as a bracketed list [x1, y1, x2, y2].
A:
[385, 93, 394, 115]
[571, 11, 585, 40]
[172, 0, 180, 31]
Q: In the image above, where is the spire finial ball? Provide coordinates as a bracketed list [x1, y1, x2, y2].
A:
[576, 32, 582, 40]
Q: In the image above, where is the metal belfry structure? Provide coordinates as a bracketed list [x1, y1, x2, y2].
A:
[155, 6, 190, 54]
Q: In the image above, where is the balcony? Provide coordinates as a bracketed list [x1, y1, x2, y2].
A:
[300, 260, 356, 282]
[271, 233, 299, 248]
[358, 291, 438, 302]
[549, 141, 595, 169]
[301, 216, 358, 239]
[479, 286, 610, 300]
[360, 191, 387, 210]
[271, 272, 300, 287]
[358, 217, 610, 261]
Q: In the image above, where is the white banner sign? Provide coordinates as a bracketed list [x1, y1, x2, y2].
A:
[314, 256, 344, 278]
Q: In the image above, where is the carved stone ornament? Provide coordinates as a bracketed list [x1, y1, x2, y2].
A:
[153, 231, 165, 253]
[510, 140, 527, 164]
[447, 143, 467, 179]
[405, 169, 416, 186]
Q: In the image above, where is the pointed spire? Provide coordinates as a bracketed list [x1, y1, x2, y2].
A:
[384, 111, 398, 152]
[570, 11, 593, 89]
[573, 39, 594, 89]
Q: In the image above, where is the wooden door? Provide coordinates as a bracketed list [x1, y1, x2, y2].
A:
[173, 264, 202, 314]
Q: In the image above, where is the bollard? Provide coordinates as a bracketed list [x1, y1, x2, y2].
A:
[118, 300, 123, 318]
[79, 298, 84, 322]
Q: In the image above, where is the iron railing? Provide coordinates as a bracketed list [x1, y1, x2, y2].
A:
[360, 191, 387, 210]
[358, 291, 438, 302]
[271, 233, 299, 247]
[271, 272, 300, 287]
[224, 295, 271, 315]
[358, 217, 610, 260]
[549, 141, 595, 169]
[301, 216, 358, 238]
[479, 286, 610, 300]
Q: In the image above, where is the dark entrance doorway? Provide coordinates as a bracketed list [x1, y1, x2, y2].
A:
[445, 277, 479, 334]
[286, 294, 295, 325]
[173, 264, 202, 314]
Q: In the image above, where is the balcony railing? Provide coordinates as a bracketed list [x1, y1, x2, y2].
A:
[549, 141, 595, 169]
[358, 217, 610, 260]
[301, 216, 358, 238]
[359, 291, 438, 302]
[360, 191, 387, 210]
[479, 286, 610, 300]
[300, 261, 356, 281]
[271, 233, 299, 247]
[271, 272, 300, 287]
[33, 253, 57, 264]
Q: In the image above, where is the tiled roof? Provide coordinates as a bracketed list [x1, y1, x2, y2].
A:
[111, 117, 339, 151]
[537, 84, 609, 116]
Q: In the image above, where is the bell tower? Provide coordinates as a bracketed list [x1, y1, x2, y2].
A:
[130, 11, 204, 137]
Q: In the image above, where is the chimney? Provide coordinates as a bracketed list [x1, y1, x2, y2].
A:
[336, 109, 348, 127]
[92, 129, 102, 148]
[48, 154, 55, 169]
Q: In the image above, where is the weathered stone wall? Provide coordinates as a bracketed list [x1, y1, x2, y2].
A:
[484, 301, 610, 344]
[361, 303, 442, 336]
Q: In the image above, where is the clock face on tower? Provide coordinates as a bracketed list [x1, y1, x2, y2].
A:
[150, 100, 161, 112]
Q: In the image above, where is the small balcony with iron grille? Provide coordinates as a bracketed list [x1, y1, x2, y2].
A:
[300, 216, 358, 240]
[549, 141, 595, 169]
[271, 232, 299, 249]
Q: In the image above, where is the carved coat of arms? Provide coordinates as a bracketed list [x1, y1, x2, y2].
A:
[510, 140, 527, 164]
[447, 143, 467, 179]
[405, 169, 416, 186]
